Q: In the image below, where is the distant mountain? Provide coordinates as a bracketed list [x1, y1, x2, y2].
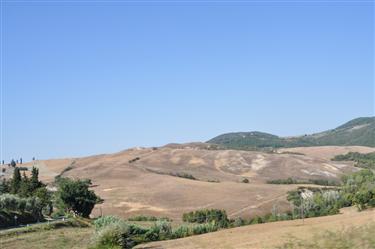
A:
[207, 117, 375, 149]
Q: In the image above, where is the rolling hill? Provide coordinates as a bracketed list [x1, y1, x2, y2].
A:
[208, 117, 375, 150]
[15, 144, 374, 220]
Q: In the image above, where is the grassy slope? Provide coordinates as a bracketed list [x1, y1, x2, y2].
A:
[278, 223, 375, 249]
[0, 221, 93, 249]
[2, 208, 374, 249]
[208, 117, 375, 149]
[0, 227, 93, 249]
[135, 207, 375, 249]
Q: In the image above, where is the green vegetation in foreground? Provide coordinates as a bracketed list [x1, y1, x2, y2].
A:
[208, 117, 375, 150]
[91, 213, 226, 249]
[267, 178, 340, 186]
[287, 169, 375, 217]
[0, 165, 102, 228]
[332, 152, 375, 169]
[89, 169, 375, 248]
[0, 167, 52, 227]
[277, 223, 375, 249]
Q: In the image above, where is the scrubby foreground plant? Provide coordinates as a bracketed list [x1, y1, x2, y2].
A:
[91, 214, 223, 249]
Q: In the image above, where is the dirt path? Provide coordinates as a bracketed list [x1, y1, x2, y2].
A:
[229, 193, 288, 217]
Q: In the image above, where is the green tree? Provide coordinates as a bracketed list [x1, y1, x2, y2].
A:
[56, 178, 101, 217]
[34, 187, 53, 215]
[10, 167, 21, 194]
[18, 172, 31, 197]
[341, 169, 375, 210]
[30, 167, 42, 191]
[0, 179, 10, 194]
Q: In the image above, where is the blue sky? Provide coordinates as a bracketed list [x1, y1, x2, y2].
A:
[1, 1, 374, 162]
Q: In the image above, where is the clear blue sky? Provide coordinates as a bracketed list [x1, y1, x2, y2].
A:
[1, 0, 374, 162]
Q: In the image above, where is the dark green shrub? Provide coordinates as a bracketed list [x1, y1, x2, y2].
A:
[332, 152, 375, 169]
[250, 216, 264, 224]
[268, 178, 340, 186]
[232, 217, 246, 227]
[127, 215, 171, 222]
[93, 222, 134, 249]
[341, 169, 375, 210]
[144, 221, 172, 241]
[172, 172, 196, 180]
[182, 209, 229, 227]
[242, 178, 250, 183]
[94, 216, 123, 230]
[171, 225, 191, 239]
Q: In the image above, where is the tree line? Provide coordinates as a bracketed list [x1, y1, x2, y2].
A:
[0, 166, 101, 228]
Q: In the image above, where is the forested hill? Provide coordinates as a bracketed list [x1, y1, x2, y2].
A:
[207, 117, 375, 150]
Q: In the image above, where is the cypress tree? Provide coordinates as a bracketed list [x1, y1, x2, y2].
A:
[19, 172, 30, 197]
[11, 167, 21, 194]
[30, 167, 41, 191]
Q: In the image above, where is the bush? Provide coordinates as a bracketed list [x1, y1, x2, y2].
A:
[267, 178, 340, 186]
[93, 222, 134, 249]
[182, 209, 229, 227]
[171, 225, 191, 239]
[232, 217, 246, 227]
[342, 169, 375, 210]
[172, 172, 196, 180]
[94, 216, 124, 230]
[191, 222, 219, 235]
[242, 178, 249, 183]
[250, 216, 265, 224]
[127, 215, 171, 222]
[93, 214, 223, 248]
[267, 178, 299, 184]
[127, 215, 157, 221]
[144, 221, 172, 241]
[332, 152, 375, 169]
[287, 188, 341, 218]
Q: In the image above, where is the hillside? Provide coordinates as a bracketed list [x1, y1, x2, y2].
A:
[3, 207, 374, 249]
[208, 117, 375, 150]
[14, 144, 374, 220]
[135, 207, 375, 249]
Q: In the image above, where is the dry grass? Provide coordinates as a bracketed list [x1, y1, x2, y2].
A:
[135, 207, 375, 249]
[278, 223, 375, 249]
[0, 227, 93, 249]
[278, 146, 375, 160]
